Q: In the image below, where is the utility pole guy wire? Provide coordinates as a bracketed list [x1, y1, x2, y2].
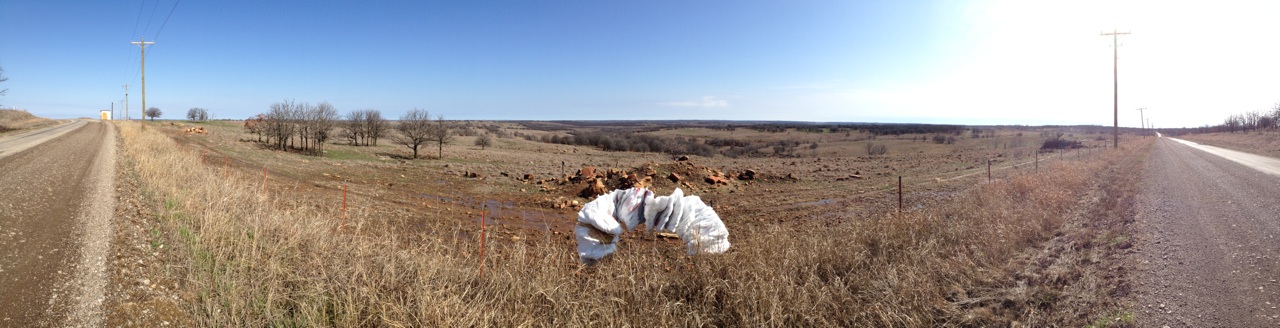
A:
[1101, 29, 1130, 148]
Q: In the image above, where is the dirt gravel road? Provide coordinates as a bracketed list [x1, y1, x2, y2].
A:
[0, 120, 116, 326]
[1135, 137, 1280, 326]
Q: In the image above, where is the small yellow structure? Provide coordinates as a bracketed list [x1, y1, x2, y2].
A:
[100, 110, 112, 120]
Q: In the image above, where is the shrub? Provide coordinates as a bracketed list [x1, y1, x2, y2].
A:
[1041, 137, 1084, 150]
[866, 143, 887, 155]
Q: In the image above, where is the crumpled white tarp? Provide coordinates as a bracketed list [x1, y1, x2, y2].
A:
[575, 187, 731, 263]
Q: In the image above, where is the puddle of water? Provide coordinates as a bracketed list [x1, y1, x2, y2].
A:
[417, 193, 452, 203]
[418, 193, 564, 230]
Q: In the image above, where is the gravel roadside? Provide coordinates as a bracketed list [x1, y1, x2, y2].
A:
[0, 121, 113, 326]
[1134, 137, 1280, 326]
[62, 122, 116, 326]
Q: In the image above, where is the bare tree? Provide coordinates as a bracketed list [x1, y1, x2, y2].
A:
[339, 109, 389, 147]
[244, 114, 267, 142]
[342, 110, 367, 145]
[366, 110, 387, 146]
[475, 133, 493, 150]
[397, 108, 433, 159]
[429, 114, 453, 159]
[1272, 102, 1280, 130]
[267, 100, 297, 151]
[295, 102, 312, 151]
[187, 108, 209, 122]
[145, 107, 162, 121]
[1225, 114, 1243, 133]
[0, 65, 8, 96]
[311, 102, 338, 154]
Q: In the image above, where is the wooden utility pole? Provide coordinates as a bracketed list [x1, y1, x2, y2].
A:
[1135, 107, 1146, 136]
[123, 84, 129, 121]
[1101, 29, 1130, 148]
[131, 37, 154, 130]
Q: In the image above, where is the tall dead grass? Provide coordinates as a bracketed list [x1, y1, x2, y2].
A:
[118, 122, 1142, 326]
[0, 109, 53, 132]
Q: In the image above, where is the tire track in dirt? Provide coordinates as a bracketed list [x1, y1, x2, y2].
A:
[1134, 137, 1280, 326]
[0, 121, 114, 326]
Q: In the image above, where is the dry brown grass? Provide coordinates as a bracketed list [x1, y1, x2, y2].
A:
[0, 109, 54, 132]
[1180, 131, 1280, 158]
[118, 122, 1144, 326]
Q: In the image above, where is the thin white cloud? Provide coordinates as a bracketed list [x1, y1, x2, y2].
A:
[661, 96, 729, 108]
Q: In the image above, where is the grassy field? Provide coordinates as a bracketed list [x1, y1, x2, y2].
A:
[111, 120, 1147, 326]
[1179, 130, 1280, 158]
[0, 109, 55, 133]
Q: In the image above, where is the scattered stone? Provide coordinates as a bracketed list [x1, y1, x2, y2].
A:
[579, 178, 608, 198]
[634, 175, 653, 189]
[737, 169, 756, 180]
[641, 164, 657, 177]
[668, 172, 683, 183]
[677, 155, 690, 161]
[574, 166, 597, 182]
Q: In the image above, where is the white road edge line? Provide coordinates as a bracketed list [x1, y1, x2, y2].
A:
[1167, 137, 1280, 177]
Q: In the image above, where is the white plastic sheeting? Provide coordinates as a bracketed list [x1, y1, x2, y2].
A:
[575, 187, 730, 263]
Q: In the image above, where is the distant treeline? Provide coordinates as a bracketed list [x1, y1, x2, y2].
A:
[526, 131, 718, 157]
[518, 121, 967, 136]
[702, 122, 966, 136]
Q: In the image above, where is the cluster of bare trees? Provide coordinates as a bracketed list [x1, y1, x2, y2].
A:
[251, 100, 339, 154]
[1215, 102, 1280, 133]
[186, 107, 209, 122]
[340, 109, 388, 146]
[245, 103, 455, 159]
[396, 108, 453, 159]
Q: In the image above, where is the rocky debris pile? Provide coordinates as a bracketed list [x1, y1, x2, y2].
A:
[530, 158, 771, 209]
[580, 178, 608, 198]
[545, 196, 581, 210]
[184, 126, 207, 134]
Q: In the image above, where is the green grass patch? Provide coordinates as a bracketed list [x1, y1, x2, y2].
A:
[325, 148, 378, 161]
[150, 227, 164, 249]
[193, 120, 238, 128]
[1087, 310, 1135, 328]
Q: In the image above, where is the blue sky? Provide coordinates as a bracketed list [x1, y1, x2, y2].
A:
[3, 1, 1279, 127]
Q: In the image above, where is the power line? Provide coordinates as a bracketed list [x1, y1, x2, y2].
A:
[141, 0, 161, 38]
[152, 0, 183, 41]
[123, 0, 147, 82]
[130, 0, 145, 39]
